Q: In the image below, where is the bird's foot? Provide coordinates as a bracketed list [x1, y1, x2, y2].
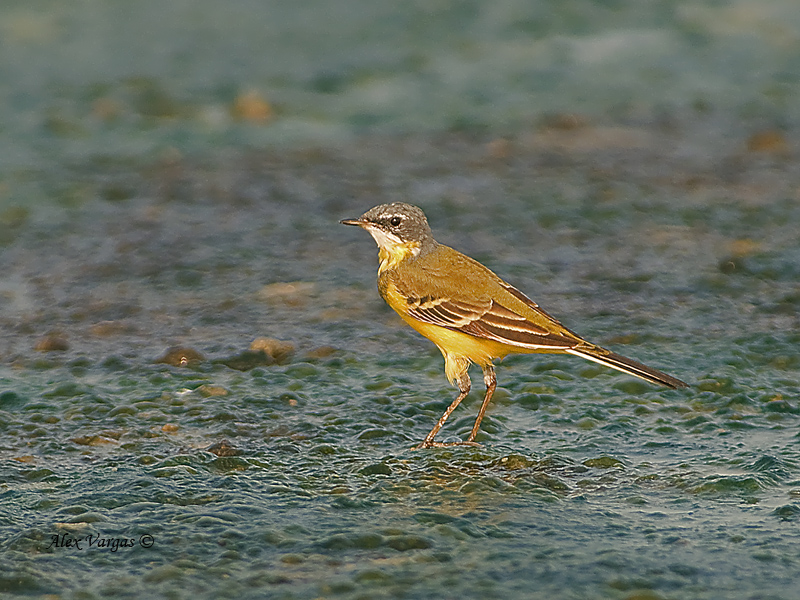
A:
[412, 440, 481, 450]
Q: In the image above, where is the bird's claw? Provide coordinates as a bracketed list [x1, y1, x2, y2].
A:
[411, 440, 481, 450]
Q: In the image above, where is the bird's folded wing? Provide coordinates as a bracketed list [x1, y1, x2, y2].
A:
[406, 291, 576, 350]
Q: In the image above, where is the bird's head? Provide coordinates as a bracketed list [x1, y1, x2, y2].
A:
[341, 203, 435, 255]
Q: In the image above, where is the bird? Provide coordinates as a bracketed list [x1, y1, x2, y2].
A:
[341, 202, 688, 449]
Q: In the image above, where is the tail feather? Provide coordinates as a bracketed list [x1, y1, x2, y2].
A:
[566, 346, 688, 389]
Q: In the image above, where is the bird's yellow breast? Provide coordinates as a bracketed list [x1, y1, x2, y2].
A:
[378, 242, 420, 275]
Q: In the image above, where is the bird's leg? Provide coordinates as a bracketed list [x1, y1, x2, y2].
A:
[466, 364, 496, 443]
[415, 371, 470, 449]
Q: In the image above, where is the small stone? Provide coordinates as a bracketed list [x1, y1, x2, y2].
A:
[217, 350, 273, 371]
[161, 423, 179, 433]
[250, 338, 295, 363]
[258, 282, 315, 306]
[305, 346, 338, 360]
[359, 463, 392, 475]
[35, 334, 69, 353]
[90, 320, 135, 337]
[70, 435, 116, 446]
[718, 256, 748, 275]
[206, 439, 240, 457]
[385, 535, 432, 551]
[727, 238, 760, 257]
[539, 112, 590, 131]
[196, 385, 229, 397]
[92, 97, 123, 121]
[486, 138, 512, 159]
[0, 206, 29, 228]
[232, 90, 273, 122]
[746, 130, 790, 154]
[155, 346, 205, 367]
[584, 456, 623, 469]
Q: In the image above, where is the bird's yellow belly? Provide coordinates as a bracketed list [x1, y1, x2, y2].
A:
[399, 313, 513, 363]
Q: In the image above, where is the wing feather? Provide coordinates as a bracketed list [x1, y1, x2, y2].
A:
[407, 294, 576, 350]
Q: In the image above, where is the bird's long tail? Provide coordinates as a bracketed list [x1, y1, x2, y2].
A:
[566, 345, 688, 389]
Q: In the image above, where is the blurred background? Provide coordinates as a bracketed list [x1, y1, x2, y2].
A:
[2, 0, 798, 179]
[1, 2, 799, 599]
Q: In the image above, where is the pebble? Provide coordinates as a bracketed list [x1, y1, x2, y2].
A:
[155, 346, 205, 367]
[34, 334, 69, 353]
[206, 439, 240, 457]
[250, 337, 295, 363]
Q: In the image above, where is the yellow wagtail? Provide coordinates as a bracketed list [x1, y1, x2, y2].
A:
[341, 203, 688, 449]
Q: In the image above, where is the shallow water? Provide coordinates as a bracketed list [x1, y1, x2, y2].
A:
[2, 2, 800, 599]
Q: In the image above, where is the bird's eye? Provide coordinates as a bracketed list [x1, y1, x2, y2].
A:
[389, 216, 402, 227]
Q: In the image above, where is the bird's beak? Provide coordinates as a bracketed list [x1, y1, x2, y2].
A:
[341, 217, 400, 249]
